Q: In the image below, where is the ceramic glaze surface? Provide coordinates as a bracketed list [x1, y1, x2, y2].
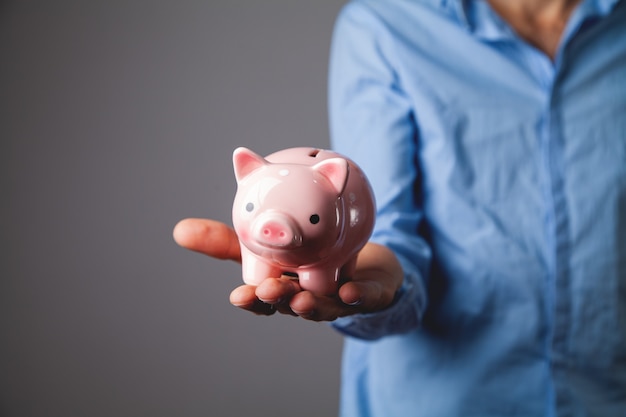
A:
[232, 147, 375, 295]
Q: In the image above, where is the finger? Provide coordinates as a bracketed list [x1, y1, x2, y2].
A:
[273, 300, 299, 316]
[288, 280, 398, 322]
[173, 218, 241, 262]
[289, 291, 352, 322]
[255, 277, 302, 316]
[229, 285, 276, 316]
[255, 277, 301, 304]
[335, 242, 403, 311]
[338, 280, 395, 312]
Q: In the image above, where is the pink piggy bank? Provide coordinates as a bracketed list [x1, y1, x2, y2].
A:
[232, 147, 375, 296]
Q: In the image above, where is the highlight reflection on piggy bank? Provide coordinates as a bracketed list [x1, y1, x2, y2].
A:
[232, 147, 375, 296]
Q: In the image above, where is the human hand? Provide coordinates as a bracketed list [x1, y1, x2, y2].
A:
[173, 218, 403, 321]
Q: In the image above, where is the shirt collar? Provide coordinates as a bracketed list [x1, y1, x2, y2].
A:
[451, 0, 622, 42]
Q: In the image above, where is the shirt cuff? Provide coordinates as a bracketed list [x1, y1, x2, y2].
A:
[330, 268, 425, 340]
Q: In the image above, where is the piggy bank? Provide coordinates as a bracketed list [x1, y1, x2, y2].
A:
[232, 147, 375, 296]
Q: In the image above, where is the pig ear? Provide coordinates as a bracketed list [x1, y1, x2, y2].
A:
[312, 158, 349, 196]
[233, 147, 267, 183]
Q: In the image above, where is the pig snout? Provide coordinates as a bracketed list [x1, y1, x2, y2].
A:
[252, 213, 303, 248]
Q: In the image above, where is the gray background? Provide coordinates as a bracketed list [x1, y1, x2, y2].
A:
[1, 1, 347, 416]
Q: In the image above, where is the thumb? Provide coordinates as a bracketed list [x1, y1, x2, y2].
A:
[173, 218, 241, 262]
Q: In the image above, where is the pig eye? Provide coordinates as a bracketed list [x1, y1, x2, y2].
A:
[309, 214, 320, 224]
[245, 202, 254, 212]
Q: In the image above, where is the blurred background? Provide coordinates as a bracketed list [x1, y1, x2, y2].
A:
[1, 1, 347, 416]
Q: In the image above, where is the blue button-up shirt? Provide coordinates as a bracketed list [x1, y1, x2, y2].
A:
[328, 0, 626, 415]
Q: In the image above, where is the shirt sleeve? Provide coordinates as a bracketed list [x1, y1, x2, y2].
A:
[328, 2, 432, 340]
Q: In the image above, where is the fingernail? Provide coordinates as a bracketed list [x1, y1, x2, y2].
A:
[292, 309, 315, 318]
[259, 297, 283, 305]
[347, 299, 362, 306]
